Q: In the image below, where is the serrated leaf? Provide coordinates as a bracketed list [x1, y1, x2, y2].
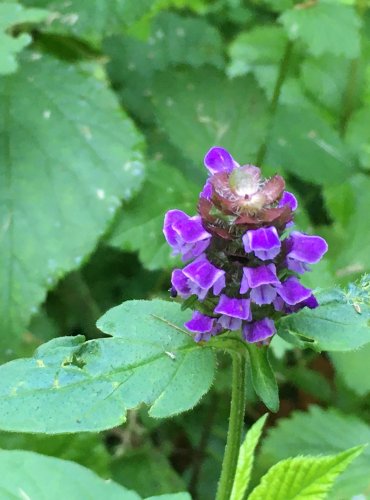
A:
[246, 345, 279, 412]
[249, 446, 363, 500]
[108, 161, 199, 270]
[0, 300, 215, 433]
[231, 414, 268, 500]
[21, 0, 154, 46]
[277, 282, 370, 352]
[0, 53, 144, 354]
[331, 342, 370, 396]
[258, 406, 370, 499]
[153, 68, 269, 174]
[266, 104, 353, 186]
[279, 1, 361, 58]
[0, 2, 48, 75]
[0, 449, 140, 499]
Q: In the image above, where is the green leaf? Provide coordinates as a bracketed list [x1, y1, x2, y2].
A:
[230, 414, 268, 500]
[0, 449, 140, 499]
[0, 53, 144, 354]
[0, 300, 215, 433]
[331, 342, 370, 396]
[346, 106, 370, 171]
[0, 2, 48, 75]
[246, 345, 279, 412]
[258, 406, 370, 499]
[279, 1, 361, 58]
[145, 494, 191, 500]
[21, 0, 154, 46]
[266, 104, 353, 186]
[108, 161, 199, 270]
[249, 446, 363, 500]
[153, 68, 269, 175]
[277, 279, 370, 352]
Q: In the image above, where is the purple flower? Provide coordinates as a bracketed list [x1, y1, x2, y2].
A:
[243, 226, 281, 260]
[185, 311, 218, 342]
[200, 179, 212, 200]
[163, 210, 211, 260]
[240, 264, 280, 305]
[172, 256, 225, 300]
[279, 191, 298, 211]
[242, 318, 276, 343]
[204, 146, 239, 174]
[275, 276, 312, 306]
[286, 231, 328, 273]
[214, 294, 251, 331]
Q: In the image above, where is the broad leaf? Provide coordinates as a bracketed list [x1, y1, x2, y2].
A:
[249, 446, 363, 500]
[0, 53, 144, 354]
[231, 414, 268, 500]
[266, 104, 353, 186]
[108, 161, 199, 270]
[331, 342, 370, 396]
[0, 449, 140, 499]
[246, 345, 279, 412]
[153, 68, 269, 174]
[0, 300, 215, 433]
[279, 1, 361, 58]
[21, 0, 154, 46]
[0, 2, 48, 75]
[258, 406, 370, 499]
[277, 279, 370, 352]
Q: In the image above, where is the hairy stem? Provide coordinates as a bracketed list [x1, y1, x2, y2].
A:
[215, 352, 246, 500]
[256, 40, 294, 166]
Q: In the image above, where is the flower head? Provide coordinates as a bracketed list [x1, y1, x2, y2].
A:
[163, 146, 328, 344]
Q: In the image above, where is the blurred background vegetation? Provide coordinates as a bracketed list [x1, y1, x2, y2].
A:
[0, 0, 370, 498]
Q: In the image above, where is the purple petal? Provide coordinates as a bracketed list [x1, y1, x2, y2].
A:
[183, 257, 225, 296]
[200, 179, 213, 200]
[214, 294, 251, 320]
[173, 215, 211, 244]
[279, 191, 298, 211]
[218, 315, 242, 331]
[185, 310, 215, 335]
[286, 257, 311, 274]
[241, 264, 280, 292]
[204, 146, 238, 174]
[243, 226, 281, 260]
[250, 285, 277, 305]
[276, 277, 312, 305]
[171, 269, 191, 298]
[287, 231, 328, 264]
[163, 209, 188, 246]
[242, 318, 276, 343]
[182, 240, 211, 261]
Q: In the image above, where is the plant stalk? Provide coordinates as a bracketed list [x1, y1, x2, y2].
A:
[215, 352, 246, 500]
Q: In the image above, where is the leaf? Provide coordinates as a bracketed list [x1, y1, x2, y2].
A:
[21, 0, 154, 46]
[108, 161, 199, 270]
[0, 53, 144, 354]
[266, 104, 353, 186]
[277, 280, 370, 352]
[0, 300, 215, 433]
[331, 342, 370, 396]
[258, 406, 370, 499]
[346, 106, 370, 171]
[153, 67, 269, 173]
[0, 449, 140, 499]
[230, 414, 268, 500]
[145, 494, 191, 500]
[246, 345, 279, 412]
[0, 2, 48, 75]
[279, 0, 361, 58]
[249, 446, 363, 500]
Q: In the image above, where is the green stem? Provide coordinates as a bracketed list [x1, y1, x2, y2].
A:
[256, 40, 294, 166]
[215, 352, 246, 500]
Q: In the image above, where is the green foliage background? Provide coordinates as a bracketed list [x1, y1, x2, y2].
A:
[0, 0, 370, 498]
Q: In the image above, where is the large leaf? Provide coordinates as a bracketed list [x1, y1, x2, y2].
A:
[258, 406, 370, 499]
[0, 53, 144, 354]
[0, 2, 48, 75]
[0, 449, 140, 499]
[108, 161, 199, 270]
[279, 0, 361, 58]
[0, 300, 215, 433]
[266, 104, 353, 186]
[249, 446, 363, 500]
[331, 342, 370, 397]
[277, 281, 370, 352]
[21, 0, 154, 45]
[153, 68, 269, 173]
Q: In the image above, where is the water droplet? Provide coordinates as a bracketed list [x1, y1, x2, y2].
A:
[74, 255, 82, 264]
[96, 188, 105, 200]
[43, 110, 51, 119]
[79, 125, 92, 140]
[278, 137, 287, 146]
